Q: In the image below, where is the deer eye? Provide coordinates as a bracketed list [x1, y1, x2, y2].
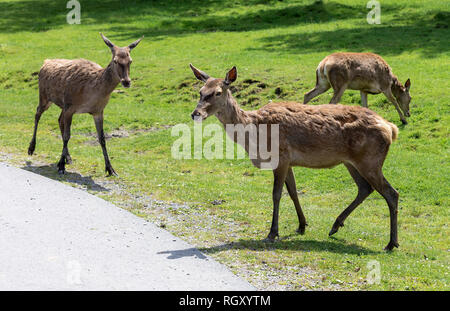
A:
[215, 91, 222, 97]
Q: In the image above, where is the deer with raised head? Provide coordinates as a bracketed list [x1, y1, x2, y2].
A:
[28, 33, 143, 176]
[303, 52, 411, 124]
[190, 64, 400, 250]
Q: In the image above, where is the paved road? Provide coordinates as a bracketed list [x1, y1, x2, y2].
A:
[0, 162, 255, 290]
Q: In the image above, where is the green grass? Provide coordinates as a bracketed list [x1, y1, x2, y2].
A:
[0, 0, 449, 290]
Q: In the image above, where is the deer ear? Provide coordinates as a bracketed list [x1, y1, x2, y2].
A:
[100, 33, 115, 52]
[405, 78, 411, 91]
[190, 64, 210, 82]
[224, 66, 237, 85]
[128, 36, 144, 51]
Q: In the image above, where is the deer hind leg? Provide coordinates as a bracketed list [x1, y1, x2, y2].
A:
[354, 161, 399, 251]
[266, 164, 289, 241]
[285, 167, 307, 234]
[330, 86, 347, 104]
[328, 70, 348, 104]
[329, 84, 347, 104]
[28, 93, 51, 155]
[329, 163, 373, 236]
[58, 111, 72, 164]
[303, 70, 330, 104]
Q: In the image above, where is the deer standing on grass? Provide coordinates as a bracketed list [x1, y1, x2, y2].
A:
[303, 52, 411, 124]
[190, 64, 400, 250]
[28, 33, 143, 176]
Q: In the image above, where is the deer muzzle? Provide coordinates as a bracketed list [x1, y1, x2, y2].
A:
[191, 109, 205, 122]
[121, 79, 131, 88]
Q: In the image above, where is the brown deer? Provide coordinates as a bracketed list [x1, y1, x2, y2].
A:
[303, 52, 411, 124]
[190, 64, 400, 250]
[28, 33, 143, 176]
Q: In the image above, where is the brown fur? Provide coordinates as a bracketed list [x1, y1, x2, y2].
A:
[38, 59, 116, 114]
[190, 64, 400, 250]
[28, 33, 143, 176]
[303, 52, 411, 124]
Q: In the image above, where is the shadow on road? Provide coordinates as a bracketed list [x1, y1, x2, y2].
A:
[158, 247, 208, 260]
[22, 161, 110, 192]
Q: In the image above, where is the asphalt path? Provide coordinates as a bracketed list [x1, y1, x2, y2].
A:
[0, 162, 255, 290]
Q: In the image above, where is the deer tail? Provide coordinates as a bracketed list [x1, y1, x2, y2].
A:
[389, 122, 398, 142]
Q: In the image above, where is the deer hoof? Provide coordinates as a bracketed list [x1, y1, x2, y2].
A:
[28, 143, 35, 156]
[329, 221, 344, 237]
[57, 162, 66, 175]
[264, 232, 278, 242]
[384, 241, 399, 251]
[106, 167, 118, 177]
[401, 119, 408, 125]
[297, 224, 307, 235]
[65, 155, 72, 164]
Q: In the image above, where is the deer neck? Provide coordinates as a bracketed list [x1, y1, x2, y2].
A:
[215, 90, 263, 158]
[391, 76, 403, 99]
[99, 61, 121, 94]
[216, 91, 253, 126]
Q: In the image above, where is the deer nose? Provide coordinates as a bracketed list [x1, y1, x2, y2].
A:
[191, 110, 201, 120]
[121, 80, 131, 88]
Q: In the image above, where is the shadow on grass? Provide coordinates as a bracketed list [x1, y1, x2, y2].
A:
[159, 236, 380, 260]
[199, 237, 379, 255]
[0, 0, 211, 33]
[162, 1, 366, 33]
[0, 0, 364, 33]
[0, 0, 391, 34]
[109, 1, 403, 42]
[250, 20, 449, 57]
[22, 161, 109, 192]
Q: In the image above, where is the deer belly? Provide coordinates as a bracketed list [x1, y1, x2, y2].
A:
[290, 150, 343, 168]
[348, 80, 381, 94]
[75, 96, 108, 114]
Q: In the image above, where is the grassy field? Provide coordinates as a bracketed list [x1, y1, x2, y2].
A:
[0, 0, 449, 290]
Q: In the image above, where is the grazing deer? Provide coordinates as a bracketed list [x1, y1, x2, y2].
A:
[303, 52, 411, 124]
[190, 64, 400, 250]
[28, 33, 143, 176]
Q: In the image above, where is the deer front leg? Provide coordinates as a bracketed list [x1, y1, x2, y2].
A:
[57, 110, 73, 175]
[384, 90, 407, 124]
[266, 164, 289, 241]
[28, 94, 51, 156]
[93, 112, 117, 177]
